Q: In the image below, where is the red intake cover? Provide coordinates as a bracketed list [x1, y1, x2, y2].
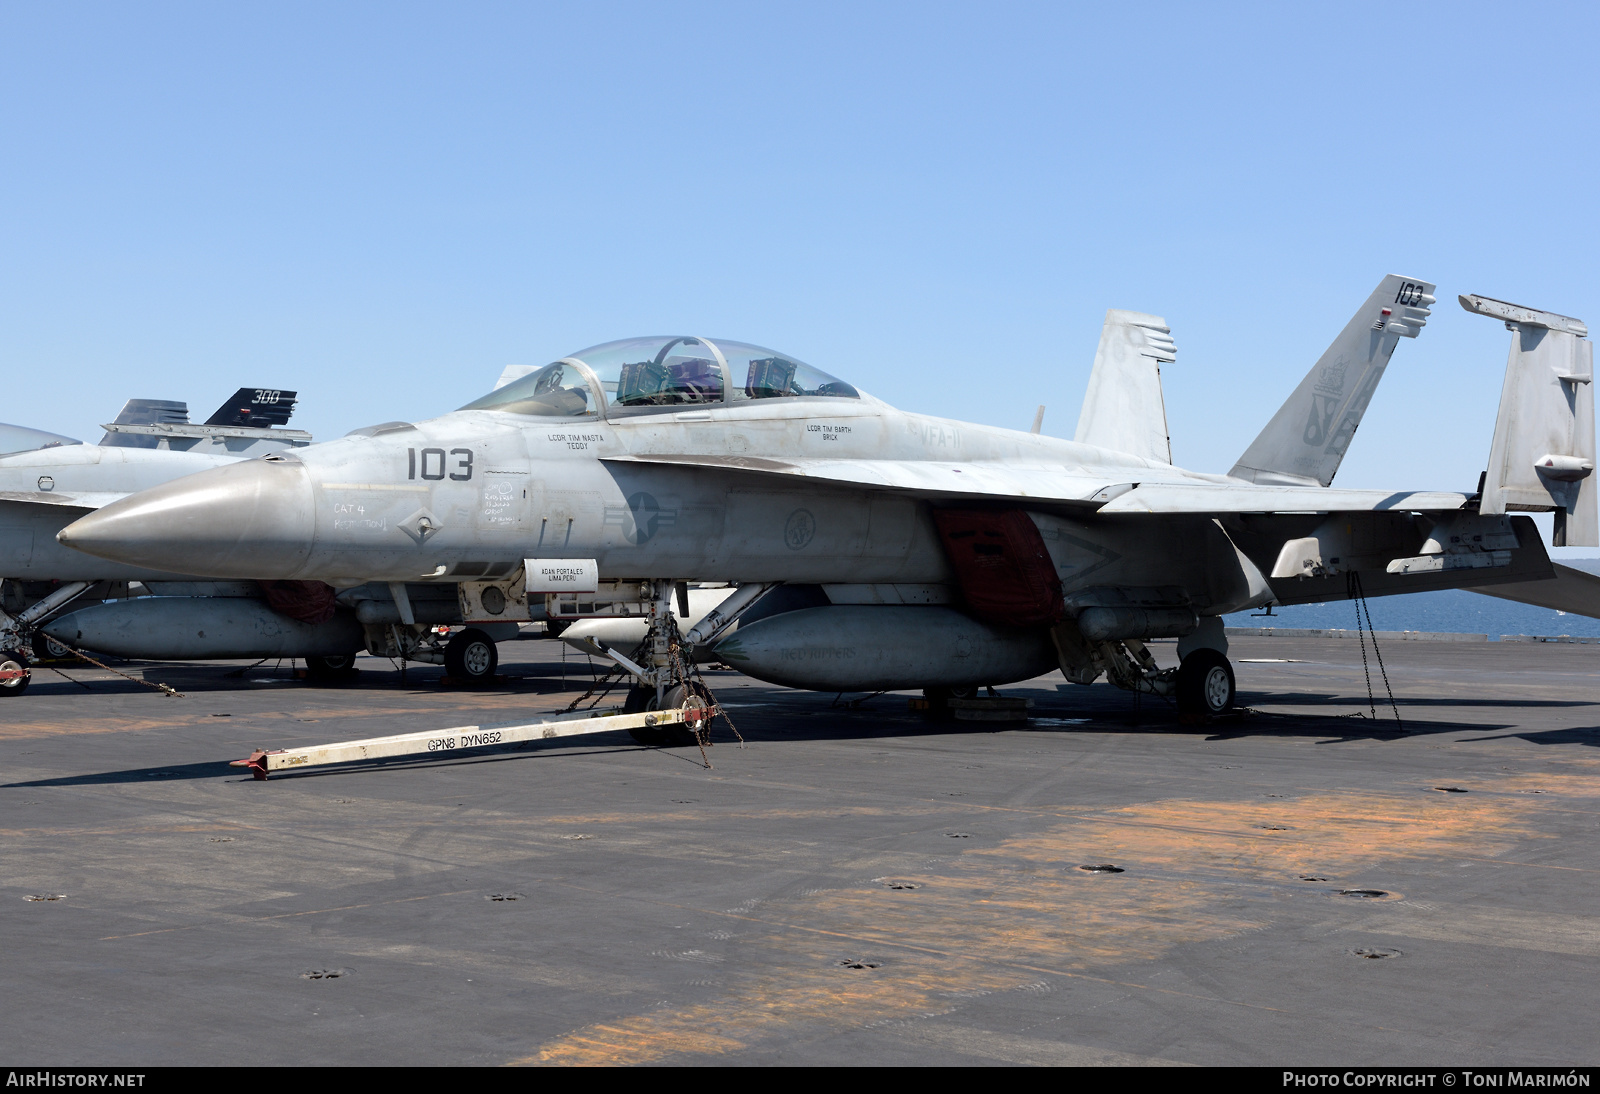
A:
[259, 580, 339, 625]
[932, 509, 1065, 627]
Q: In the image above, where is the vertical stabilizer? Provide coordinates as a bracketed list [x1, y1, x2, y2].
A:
[1230, 275, 1434, 486]
[1463, 294, 1596, 547]
[203, 387, 298, 428]
[99, 399, 189, 448]
[1074, 310, 1176, 464]
[496, 364, 537, 391]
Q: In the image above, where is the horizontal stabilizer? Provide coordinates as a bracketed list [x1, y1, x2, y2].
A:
[1471, 562, 1600, 620]
[1232, 275, 1435, 487]
[1074, 310, 1176, 464]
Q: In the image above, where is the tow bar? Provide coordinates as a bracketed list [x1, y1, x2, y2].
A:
[230, 702, 713, 780]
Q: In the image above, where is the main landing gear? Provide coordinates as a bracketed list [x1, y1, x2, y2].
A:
[1175, 648, 1235, 717]
[303, 652, 361, 682]
[444, 629, 499, 682]
[1051, 615, 1238, 720]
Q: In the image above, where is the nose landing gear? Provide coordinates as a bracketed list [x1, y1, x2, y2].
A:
[564, 579, 738, 763]
[0, 649, 29, 696]
[624, 680, 714, 747]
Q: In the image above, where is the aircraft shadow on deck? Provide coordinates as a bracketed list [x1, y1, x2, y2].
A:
[1, 704, 1535, 788]
[6, 671, 1560, 788]
[1460, 726, 1600, 748]
[1245, 691, 1597, 711]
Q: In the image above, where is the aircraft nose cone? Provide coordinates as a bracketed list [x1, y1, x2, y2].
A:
[57, 456, 317, 579]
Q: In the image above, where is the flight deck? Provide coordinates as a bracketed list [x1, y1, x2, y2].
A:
[2, 634, 1597, 1066]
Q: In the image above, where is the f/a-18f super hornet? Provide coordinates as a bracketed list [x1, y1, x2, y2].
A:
[0, 387, 326, 692]
[56, 276, 1598, 731]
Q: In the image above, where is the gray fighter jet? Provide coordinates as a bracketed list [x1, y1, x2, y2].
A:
[0, 388, 317, 690]
[56, 276, 1597, 726]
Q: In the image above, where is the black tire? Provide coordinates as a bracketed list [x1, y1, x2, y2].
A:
[921, 685, 978, 721]
[304, 652, 360, 681]
[1176, 649, 1235, 716]
[623, 683, 707, 747]
[31, 631, 73, 662]
[444, 629, 499, 682]
[0, 649, 30, 697]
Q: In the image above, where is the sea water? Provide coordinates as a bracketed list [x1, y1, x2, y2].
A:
[1223, 587, 1600, 639]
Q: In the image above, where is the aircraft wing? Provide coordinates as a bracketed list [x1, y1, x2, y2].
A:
[1094, 483, 1470, 514]
[603, 454, 1113, 502]
[604, 454, 1469, 514]
[0, 490, 125, 510]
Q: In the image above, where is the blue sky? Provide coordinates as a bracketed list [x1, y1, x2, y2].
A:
[2, 2, 1596, 520]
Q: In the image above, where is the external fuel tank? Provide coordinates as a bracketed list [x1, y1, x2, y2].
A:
[44, 597, 365, 661]
[712, 605, 1055, 692]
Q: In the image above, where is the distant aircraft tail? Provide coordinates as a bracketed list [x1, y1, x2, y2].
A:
[1074, 309, 1177, 464]
[1462, 294, 1596, 547]
[99, 398, 191, 448]
[495, 365, 537, 391]
[203, 387, 298, 428]
[100, 388, 306, 452]
[1230, 275, 1435, 486]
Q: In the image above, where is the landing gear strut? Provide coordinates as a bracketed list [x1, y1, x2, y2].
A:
[0, 579, 94, 695]
[1051, 616, 1237, 719]
[567, 580, 745, 758]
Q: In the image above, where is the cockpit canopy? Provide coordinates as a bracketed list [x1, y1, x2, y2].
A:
[0, 423, 81, 457]
[460, 336, 859, 419]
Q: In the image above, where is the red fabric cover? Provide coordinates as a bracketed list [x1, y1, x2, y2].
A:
[931, 508, 1065, 627]
[259, 580, 339, 625]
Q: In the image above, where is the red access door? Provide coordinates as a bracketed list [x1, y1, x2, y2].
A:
[931, 509, 1064, 627]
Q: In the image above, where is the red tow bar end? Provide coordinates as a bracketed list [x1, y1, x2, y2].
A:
[229, 750, 281, 781]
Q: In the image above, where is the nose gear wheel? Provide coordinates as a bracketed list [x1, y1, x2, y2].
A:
[560, 580, 740, 767]
[624, 681, 713, 747]
[0, 649, 29, 696]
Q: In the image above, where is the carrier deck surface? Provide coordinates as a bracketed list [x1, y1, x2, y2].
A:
[2, 635, 1597, 1066]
